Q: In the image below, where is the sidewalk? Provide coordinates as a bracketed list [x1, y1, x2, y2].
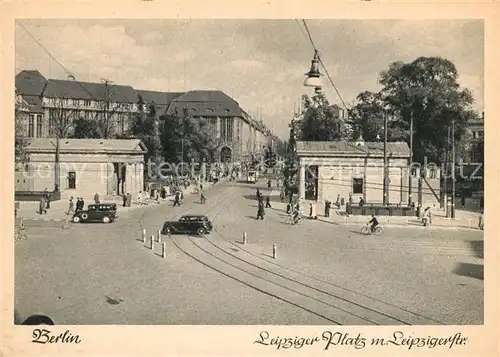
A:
[284, 199, 482, 231]
[16, 182, 209, 222]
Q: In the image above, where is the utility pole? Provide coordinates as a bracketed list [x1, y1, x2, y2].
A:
[444, 127, 450, 217]
[383, 110, 388, 205]
[54, 136, 60, 193]
[101, 78, 113, 138]
[451, 120, 456, 219]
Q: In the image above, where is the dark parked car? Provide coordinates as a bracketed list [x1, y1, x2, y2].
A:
[72, 203, 117, 223]
[161, 215, 213, 235]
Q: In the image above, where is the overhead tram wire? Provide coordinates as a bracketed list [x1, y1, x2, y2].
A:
[17, 22, 102, 103]
[300, 20, 350, 114]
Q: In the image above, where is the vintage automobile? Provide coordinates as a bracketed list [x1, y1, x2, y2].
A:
[161, 215, 213, 235]
[72, 203, 117, 223]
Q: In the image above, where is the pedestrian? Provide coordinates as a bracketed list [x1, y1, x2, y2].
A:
[348, 193, 353, 205]
[478, 210, 484, 230]
[173, 192, 181, 207]
[256, 188, 261, 200]
[461, 195, 466, 208]
[126, 193, 132, 207]
[44, 188, 51, 209]
[265, 195, 272, 208]
[257, 201, 265, 220]
[267, 179, 272, 189]
[200, 183, 203, 192]
[39, 196, 47, 215]
[286, 202, 291, 214]
[335, 194, 341, 209]
[309, 202, 317, 219]
[67, 197, 75, 215]
[279, 189, 285, 203]
[200, 192, 207, 204]
[122, 194, 127, 207]
[94, 192, 100, 204]
[112, 189, 116, 201]
[324, 199, 331, 217]
[358, 197, 364, 207]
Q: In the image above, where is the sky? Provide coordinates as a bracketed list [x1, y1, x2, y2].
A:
[15, 19, 484, 138]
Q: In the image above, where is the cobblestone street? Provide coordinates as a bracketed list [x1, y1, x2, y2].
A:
[15, 181, 483, 325]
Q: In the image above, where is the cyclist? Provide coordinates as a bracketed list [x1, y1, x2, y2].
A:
[368, 214, 379, 233]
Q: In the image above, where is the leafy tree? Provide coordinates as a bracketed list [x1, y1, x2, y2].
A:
[160, 108, 222, 165]
[130, 95, 162, 168]
[376, 56, 480, 164]
[298, 92, 345, 141]
[15, 93, 30, 163]
[72, 118, 101, 139]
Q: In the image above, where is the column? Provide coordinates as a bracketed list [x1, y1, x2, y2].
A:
[124, 163, 131, 194]
[138, 163, 144, 194]
[299, 163, 306, 200]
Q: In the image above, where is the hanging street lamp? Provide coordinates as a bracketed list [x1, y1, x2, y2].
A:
[304, 50, 323, 91]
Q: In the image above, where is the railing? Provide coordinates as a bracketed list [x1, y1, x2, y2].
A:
[346, 203, 416, 216]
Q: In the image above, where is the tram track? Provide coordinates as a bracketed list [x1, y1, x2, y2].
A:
[169, 181, 446, 325]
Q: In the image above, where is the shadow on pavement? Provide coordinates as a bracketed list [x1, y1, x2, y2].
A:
[453, 262, 483, 280]
[468, 240, 484, 259]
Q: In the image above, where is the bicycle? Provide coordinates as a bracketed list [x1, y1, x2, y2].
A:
[283, 211, 303, 225]
[361, 224, 383, 235]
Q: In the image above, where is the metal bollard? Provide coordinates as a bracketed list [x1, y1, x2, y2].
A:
[151, 235, 155, 250]
[272, 244, 277, 259]
[157, 230, 162, 243]
[162, 242, 166, 258]
[243, 232, 247, 244]
[142, 228, 146, 243]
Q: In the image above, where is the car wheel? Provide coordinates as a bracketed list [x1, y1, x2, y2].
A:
[72, 216, 81, 223]
[102, 216, 110, 223]
[197, 227, 206, 235]
[81, 213, 88, 220]
[164, 227, 171, 234]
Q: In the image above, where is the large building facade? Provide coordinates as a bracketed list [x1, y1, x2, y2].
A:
[15, 70, 273, 162]
[15, 138, 147, 199]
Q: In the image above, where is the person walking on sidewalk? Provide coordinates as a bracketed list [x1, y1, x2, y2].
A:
[478, 210, 484, 230]
[335, 194, 341, 209]
[257, 201, 265, 220]
[39, 197, 47, 215]
[67, 197, 75, 215]
[44, 188, 51, 209]
[309, 202, 318, 219]
[122, 194, 127, 207]
[200, 192, 207, 204]
[94, 192, 100, 204]
[324, 199, 331, 217]
[173, 191, 181, 207]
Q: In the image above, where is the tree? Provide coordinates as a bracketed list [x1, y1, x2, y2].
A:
[298, 92, 345, 141]
[130, 95, 162, 167]
[376, 56, 480, 164]
[72, 118, 101, 139]
[15, 93, 30, 163]
[160, 108, 222, 165]
[47, 93, 82, 138]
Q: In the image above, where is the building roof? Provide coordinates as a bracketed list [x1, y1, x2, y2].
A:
[25, 138, 148, 154]
[43, 79, 138, 103]
[296, 141, 410, 158]
[136, 90, 184, 106]
[22, 95, 44, 113]
[16, 70, 47, 96]
[165, 90, 243, 117]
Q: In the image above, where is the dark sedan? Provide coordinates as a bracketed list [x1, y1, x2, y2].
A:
[161, 215, 213, 235]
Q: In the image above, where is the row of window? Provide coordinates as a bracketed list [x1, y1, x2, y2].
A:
[55, 98, 136, 111]
[471, 130, 484, 139]
[27, 114, 43, 138]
